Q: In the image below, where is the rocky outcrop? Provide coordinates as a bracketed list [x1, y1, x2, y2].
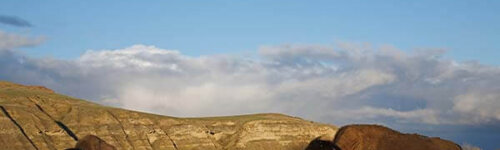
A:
[0, 81, 337, 150]
[332, 125, 462, 150]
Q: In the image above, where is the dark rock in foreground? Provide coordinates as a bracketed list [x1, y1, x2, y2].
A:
[69, 135, 116, 150]
[305, 137, 339, 150]
[332, 125, 462, 150]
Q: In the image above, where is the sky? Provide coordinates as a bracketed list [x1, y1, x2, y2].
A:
[0, 1, 499, 149]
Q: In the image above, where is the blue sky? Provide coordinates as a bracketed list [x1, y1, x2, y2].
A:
[1, 1, 500, 149]
[1, 0, 500, 64]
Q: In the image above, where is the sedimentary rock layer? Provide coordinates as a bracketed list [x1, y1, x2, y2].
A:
[0, 81, 337, 150]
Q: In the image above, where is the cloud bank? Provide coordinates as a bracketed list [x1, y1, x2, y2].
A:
[1, 40, 500, 127]
[0, 30, 45, 50]
[0, 15, 32, 27]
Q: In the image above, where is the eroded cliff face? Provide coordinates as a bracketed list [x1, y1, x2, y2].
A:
[0, 81, 337, 150]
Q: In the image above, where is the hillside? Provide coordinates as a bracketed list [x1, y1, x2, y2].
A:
[0, 81, 337, 150]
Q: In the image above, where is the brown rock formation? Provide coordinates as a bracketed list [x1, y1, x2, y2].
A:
[332, 125, 462, 150]
[0, 81, 337, 150]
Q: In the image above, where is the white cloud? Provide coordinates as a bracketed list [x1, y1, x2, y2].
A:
[79, 45, 182, 69]
[0, 30, 45, 50]
[462, 143, 482, 150]
[1, 43, 500, 126]
[454, 92, 500, 124]
[329, 106, 440, 124]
